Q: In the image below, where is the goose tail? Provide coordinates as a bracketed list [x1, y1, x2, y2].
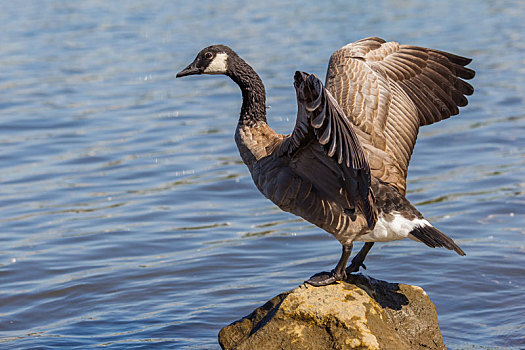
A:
[409, 224, 465, 256]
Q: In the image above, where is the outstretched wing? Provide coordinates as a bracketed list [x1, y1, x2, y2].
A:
[325, 37, 475, 194]
[278, 71, 376, 228]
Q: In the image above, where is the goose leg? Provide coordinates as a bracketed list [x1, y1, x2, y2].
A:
[346, 242, 374, 274]
[306, 243, 352, 287]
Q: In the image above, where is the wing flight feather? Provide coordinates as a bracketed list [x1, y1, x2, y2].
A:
[325, 37, 475, 193]
[279, 71, 377, 228]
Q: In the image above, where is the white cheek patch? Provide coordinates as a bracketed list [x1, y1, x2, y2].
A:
[204, 53, 228, 74]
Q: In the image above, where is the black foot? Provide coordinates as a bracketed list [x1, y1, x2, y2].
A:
[305, 270, 346, 287]
[346, 242, 373, 274]
[346, 259, 367, 274]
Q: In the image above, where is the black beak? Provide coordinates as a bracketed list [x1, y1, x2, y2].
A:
[176, 61, 201, 78]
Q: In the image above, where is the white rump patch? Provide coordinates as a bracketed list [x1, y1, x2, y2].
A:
[357, 212, 432, 243]
[204, 53, 228, 74]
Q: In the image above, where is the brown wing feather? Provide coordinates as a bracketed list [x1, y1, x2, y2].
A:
[278, 71, 377, 229]
[325, 37, 475, 193]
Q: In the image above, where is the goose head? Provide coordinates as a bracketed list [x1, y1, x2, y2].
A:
[176, 45, 234, 78]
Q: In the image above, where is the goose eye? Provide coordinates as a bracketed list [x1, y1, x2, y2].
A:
[205, 52, 213, 59]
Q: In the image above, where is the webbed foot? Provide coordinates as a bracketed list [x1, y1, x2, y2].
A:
[345, 242, 374, 274]
[305, 269, 347, 287]
[346, 259, 366, 274]
[306, 244, 353, 287]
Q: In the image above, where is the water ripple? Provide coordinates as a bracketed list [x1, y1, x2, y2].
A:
[1, 1, 524, 349]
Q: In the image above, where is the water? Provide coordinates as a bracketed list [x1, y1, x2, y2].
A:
[1, 1, 524, 348]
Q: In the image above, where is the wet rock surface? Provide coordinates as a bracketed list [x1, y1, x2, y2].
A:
[218, 274, 445, 350]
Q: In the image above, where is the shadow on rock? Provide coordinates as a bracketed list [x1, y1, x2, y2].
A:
[345, 274, 409, 310]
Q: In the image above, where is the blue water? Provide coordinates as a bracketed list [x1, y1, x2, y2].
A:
[1, 1, 524, 348]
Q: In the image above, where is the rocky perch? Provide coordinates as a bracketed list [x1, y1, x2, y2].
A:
[219, 274, 445, 350]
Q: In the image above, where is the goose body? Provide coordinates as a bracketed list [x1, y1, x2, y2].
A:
[177, 38, 474, 286]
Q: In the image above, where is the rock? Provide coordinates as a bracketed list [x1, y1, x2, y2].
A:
[218, 274, 445, 350]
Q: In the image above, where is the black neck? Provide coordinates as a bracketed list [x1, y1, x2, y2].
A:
[227, 57, 267, 126]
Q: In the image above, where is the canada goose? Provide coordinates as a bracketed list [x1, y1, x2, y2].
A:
[177, 37, 474, 286]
